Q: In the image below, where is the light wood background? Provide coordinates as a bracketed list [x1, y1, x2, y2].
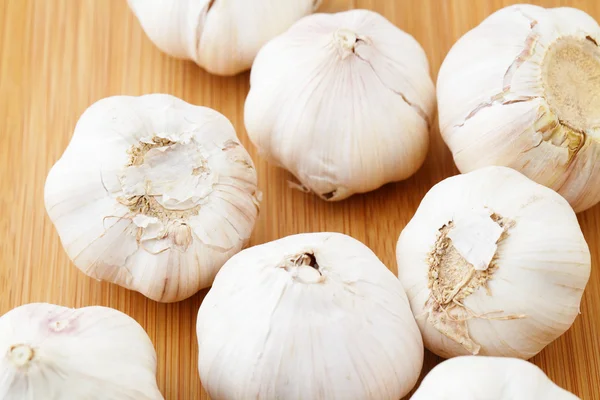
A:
[1, 0, 599, 398]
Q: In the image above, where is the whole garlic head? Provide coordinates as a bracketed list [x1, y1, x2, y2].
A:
[127, 0, 322, 76]
[44, 94, 261, 303]
[396, 166, 591, 359]
[196, 232, 424, 400]
[437, 4, 600, 212]
[0, 303, 163, 399]
[244, 9, 435, 201]
[411, 356, 579, 399]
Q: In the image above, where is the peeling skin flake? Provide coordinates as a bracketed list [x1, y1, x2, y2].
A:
[425, 207, 520, 354]
[117, 135, 221, 255]
[454, 13, 542, 129]
[132, 214, 160, 228]
[427, 305, 481, 355]
[121, 140, 215, 210]
[447, 207, 505, 271]
[132, 215, 166, 243]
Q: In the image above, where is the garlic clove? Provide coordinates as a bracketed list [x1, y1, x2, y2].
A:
[396, 166, 591, 359]
[196, 232, 424, 400]
[411, 356, 579, 399]
[127, 0, 322, 76]
[244, 9, 435, 201]
[437, 4, 600, 212]
[0, 303, 163, 399]
[44, 94, 261, 303]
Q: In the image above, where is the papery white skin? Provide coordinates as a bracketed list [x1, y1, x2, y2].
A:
[396, 166, 591, 359]
[196, 232, 424, 400]
[437, 4, 600, 212]
[44, 94, 261, 303]
[244, 9, 435, 201]
[127, 0, 322, 76]
[0, 303, 163, 400]
[411, 356, 579, 400]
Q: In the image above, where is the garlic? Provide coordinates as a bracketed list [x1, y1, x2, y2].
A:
[196, 232, 424, 399]
[0, 303, 163, 399]
[437, 4, 600, 212]
[411, 355, 579, 399]
[396, 166, 591, 359]
[44, 94, 261, 303]
[244, 9, 435, 201]
[126, 0, 322, 76]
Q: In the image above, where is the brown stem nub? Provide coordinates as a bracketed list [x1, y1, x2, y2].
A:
[321, 190, 337, 200]
[294, 252, 320, 272]
[305, 253, 319, 270]
[586, 35, 598, 46]
[207, 0, 216, 13]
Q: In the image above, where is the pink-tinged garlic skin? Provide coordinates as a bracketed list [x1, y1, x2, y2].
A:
[437, 4, 600, 213]
[0, 303, 163, 400]
[245, 9, 435, 201]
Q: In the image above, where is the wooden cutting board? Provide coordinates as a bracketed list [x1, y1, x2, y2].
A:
[1, 0, 598, 398]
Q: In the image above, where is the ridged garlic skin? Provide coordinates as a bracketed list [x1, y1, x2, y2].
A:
[437, 4, 600, 212]
[197, 232, 424, 400]
[396, 166, 591, 359]
[0, 303, 163, 400]
[244, 9, 435, 201]
[411, 356, 579, 399]
[44, 94, 261, 303]
[127, 0, 322, 76]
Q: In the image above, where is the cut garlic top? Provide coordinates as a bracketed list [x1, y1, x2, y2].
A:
[244, 9, 435, 201]
[127, 0, 322, 76]
[0, 303, 163, 400]
[437, 4, 600, 212]
[44, 94, 261, 303]
[197, 232, 424, 400]
[396, 166, 591, 360]
[411, 356, 579, 399]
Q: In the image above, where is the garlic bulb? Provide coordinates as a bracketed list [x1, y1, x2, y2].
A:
[127, 0, 322, 76]
[396, 166, 591, 359]
[411, 356, 579, 399]
[437, 4, 600, 212]
[44, 94, 261, 303]
[196, 232, 424, 400]
[244, 9, 435, 201]
[0, 303, 163, 399]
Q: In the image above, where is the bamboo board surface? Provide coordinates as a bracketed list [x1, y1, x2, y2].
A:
[1, 0, 599, 398]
